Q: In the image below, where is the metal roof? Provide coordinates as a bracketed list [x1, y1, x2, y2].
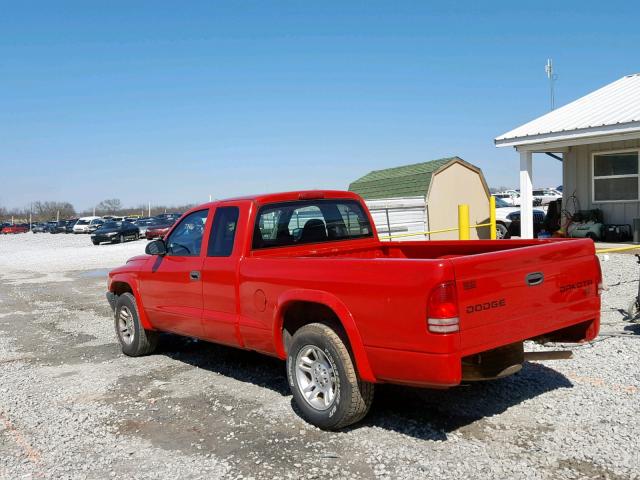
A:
[348, 157, 457, 200]
[495, 73, 640, 148]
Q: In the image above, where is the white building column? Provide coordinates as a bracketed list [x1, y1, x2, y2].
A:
[519, 150, 534, 239]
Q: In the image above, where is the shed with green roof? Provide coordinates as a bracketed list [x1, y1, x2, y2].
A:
[349, 157, 491, 240]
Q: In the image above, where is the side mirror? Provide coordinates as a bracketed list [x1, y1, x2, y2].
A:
[145, 239, 167, 256]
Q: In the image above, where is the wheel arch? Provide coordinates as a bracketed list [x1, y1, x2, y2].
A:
[109, 274, 153, 330]
[273, 289, 376, 382]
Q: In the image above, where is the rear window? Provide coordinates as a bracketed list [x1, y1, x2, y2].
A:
[252, 199, 373, 249]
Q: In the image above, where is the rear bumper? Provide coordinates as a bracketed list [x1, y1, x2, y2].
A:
[365, 346, 462, 387]
[365, 310, 599, 388]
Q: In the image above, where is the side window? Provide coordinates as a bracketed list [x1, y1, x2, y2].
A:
[166, 209, 208, 257]
[208, 207, 239, 257]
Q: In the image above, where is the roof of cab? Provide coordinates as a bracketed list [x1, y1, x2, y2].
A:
[202, 190, 364, 208]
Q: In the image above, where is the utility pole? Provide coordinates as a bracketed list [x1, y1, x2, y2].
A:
[148, 202, 151, 217]
[545, 58, 557, 110]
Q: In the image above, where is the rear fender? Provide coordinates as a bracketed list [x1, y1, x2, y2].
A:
[273, 289, 376, 382]
[109, 273, 153, 330]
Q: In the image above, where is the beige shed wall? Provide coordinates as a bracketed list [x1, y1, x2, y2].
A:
[563, 138, 640, 225]
[426, 162, 490, 240]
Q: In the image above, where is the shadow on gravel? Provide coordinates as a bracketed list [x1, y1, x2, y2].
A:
[623, 323, 640, 334]
[156, 336, 572, 441]
[352, 362, 572, 440]
[156, 335, 290, 396]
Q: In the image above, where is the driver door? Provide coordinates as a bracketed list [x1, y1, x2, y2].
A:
[139, 209, 210, 337]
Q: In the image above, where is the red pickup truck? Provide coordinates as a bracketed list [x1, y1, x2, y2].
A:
[1, 224, 29, 234]
[107, 190, 601, 429]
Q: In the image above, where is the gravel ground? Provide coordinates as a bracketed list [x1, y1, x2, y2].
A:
[0, 233, 639, 480]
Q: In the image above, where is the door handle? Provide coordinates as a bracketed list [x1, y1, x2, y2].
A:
[190, 270, 201, 281]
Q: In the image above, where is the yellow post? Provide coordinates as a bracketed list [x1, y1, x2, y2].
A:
[489, 196, 497, 240]
[458, 204, 470, 240]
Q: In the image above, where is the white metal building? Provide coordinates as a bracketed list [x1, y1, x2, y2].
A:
[496, 73, 640, 238]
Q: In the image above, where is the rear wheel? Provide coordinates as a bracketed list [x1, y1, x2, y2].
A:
[286, 323, 374, 430]
[114, 293, 158, 356]
[496, 223, 510, 239]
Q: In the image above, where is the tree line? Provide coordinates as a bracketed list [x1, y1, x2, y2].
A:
[0, 199, 196, 223]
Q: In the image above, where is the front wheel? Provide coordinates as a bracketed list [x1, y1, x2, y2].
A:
[286, 323, 374, 430]
[114, 293, 158, 356]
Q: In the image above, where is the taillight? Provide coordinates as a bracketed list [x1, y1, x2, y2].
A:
[427, 281, 459, 333]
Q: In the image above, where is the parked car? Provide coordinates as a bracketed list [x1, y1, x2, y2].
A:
[144, 219, 175, 240]
[91, 221, 140, 245]
[493, 192, 520, 206]
[43, 221, 57, 233]
[73, 216, 104, 233]
[532, 188, 562, 206]
[107, 190, 601, 430]
[133, 218, 156, 236]
[51, 220, 73, 234]
[1, 224, 29, 234]
[31, 223, 47, 233]
[64, 219, 78, 233]
[155, 213, 182, 223]
[494, 197, 545, 239]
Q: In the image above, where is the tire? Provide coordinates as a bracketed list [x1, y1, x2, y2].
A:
[114, 292, 158, 356]
[286, 323, 374, 430]
[119, 234, 125, 244]
[92, 240, 99, 245]
[496, 223, 510, 240]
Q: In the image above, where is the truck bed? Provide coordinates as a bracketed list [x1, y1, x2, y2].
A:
[252, 238, 590, 260]
[245, 237, 600, 386]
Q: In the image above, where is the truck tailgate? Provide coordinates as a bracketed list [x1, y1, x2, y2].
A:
[449, 239, 601, 356]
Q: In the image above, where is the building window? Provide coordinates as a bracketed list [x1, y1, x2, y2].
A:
[592, 150, 639, 202]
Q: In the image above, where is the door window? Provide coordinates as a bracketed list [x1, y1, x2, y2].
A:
[166, 210, 208, 256]
[208, 207, 239, 257]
